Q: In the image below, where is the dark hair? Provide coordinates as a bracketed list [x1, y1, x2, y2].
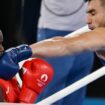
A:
[101, 0, 105, 7]
[84, 0, 91, 2]
[84, 0, 105, 7]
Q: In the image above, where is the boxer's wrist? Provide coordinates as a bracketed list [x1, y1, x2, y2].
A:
[16, 44, 32, 62]
[5, 44, 32, 63]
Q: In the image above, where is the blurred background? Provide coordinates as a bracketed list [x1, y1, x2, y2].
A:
[0, 0, 105, 104]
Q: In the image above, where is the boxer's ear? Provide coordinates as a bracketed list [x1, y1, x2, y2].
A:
[0, 30, 4, 57]
[0, 30, 3, 41]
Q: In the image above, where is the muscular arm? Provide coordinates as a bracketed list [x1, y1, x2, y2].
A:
[30, 27, 105, 59]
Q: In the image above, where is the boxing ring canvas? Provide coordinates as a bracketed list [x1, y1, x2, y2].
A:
[0, 26, 105, 105]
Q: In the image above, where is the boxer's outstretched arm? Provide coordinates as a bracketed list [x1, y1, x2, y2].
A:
[1, 27, 105, 80]
[30, 27, 105, 59]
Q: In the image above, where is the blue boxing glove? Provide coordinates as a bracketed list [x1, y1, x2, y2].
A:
[0, 44, 32, 80]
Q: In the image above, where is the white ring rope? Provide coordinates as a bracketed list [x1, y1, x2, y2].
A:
[35, 66, 105, 105]
[65, 25, 91, 38]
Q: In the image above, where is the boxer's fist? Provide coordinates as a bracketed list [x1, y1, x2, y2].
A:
[19, 58, 54, 103]
[0, 44, 32, 80]
[0, 78, 20, 102]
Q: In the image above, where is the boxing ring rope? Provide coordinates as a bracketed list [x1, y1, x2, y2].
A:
[65, 25, 91, 38]
[35, 66, 105, 105]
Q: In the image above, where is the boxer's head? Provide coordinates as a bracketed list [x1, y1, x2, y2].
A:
[0, 31, 4, 56]
[85, 0, 105, 30]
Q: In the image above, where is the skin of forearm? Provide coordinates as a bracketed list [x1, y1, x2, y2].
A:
[30, 37, 68, 57]
[30, 27, 105, 58]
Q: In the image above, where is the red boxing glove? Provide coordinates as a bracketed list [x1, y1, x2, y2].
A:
[0, 78, 20, 102]
[19, 58, 54, 103]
